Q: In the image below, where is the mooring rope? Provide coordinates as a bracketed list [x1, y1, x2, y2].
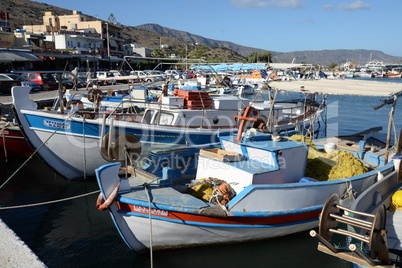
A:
[144, 183, 154, 268]
[0, 121, 11, 162]
[0, 113, 74, 191]
[0, 190, 100, 210]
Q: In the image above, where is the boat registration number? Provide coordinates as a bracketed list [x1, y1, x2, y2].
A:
[43, 119, 71, 130]
[133, 205, 168, 216]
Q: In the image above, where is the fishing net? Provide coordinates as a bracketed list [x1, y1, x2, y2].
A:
[187, 177, 236, 205]
[290, 135, 369, 181]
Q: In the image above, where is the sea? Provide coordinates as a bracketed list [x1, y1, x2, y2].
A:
[1, 77, 402, 268]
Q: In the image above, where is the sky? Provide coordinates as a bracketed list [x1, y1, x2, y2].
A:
[36, 0, 402, 57]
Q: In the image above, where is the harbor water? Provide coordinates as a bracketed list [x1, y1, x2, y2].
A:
[1, 78, 402, 268]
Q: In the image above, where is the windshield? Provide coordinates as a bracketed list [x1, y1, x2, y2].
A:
[8, 74, 28, 81]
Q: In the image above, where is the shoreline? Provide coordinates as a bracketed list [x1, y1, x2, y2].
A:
[0, 219, 46, 267]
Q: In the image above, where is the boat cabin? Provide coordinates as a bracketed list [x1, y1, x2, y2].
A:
[195, 131, 309, 194]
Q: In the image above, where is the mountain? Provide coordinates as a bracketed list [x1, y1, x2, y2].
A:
[271, 49, 402, 66]
[135, 24, 402, 66]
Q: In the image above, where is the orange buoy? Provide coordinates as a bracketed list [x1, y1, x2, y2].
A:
[96, 184, 120, 211]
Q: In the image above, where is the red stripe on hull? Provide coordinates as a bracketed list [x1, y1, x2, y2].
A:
[117, 202, 320, 225]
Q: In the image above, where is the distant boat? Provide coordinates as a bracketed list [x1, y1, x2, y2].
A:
[386, 71, 402, 78]
[372, 72, 385, 78]
[0, 121, 33, 159]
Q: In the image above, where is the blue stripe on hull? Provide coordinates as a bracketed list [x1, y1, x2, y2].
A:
[25, 114, 223, 145]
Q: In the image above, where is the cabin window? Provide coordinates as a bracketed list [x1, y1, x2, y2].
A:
[143, 110, 155, 124]
[157, 112, 174, 125]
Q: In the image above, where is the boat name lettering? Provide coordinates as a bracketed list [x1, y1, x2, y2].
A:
[133, 205, 168, 216]
[43, 120, 71, 130]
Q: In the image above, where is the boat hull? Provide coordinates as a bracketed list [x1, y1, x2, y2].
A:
[114, 209, 318, 251]
[96, 160, 394, 252]
[0, 125, 33, 159]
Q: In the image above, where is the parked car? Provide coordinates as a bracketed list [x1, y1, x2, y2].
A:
[108, 70, 134, 84]
[20, 72, 58, 90]
[130, 70, 161, 83]
[0, 74, 21, 94]
[52, 73, 85, 89]
[147, 70, 168, 80]
[0, 73, 41, 92]
[164, 70, 190, 79]
[144, 70, 165, 81]
[184, 70, 196, 78]
[95, 71, 116, 85]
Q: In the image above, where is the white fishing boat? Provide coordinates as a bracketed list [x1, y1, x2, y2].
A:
[12, 86, 324, 180]
[95, 112, 394, 253]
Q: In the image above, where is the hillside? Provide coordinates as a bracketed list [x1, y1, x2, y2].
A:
[135, 24, 265, 58]
[4, 0, 402, 66]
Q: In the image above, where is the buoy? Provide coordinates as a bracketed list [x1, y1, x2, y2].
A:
[96, 184, 120, 211]
[391, 190, 402, 210]
[87, 89, 104, 103]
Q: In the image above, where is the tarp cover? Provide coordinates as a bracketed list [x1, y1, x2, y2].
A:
[192, 63, 266, 72]
[0, 50, 41, 62]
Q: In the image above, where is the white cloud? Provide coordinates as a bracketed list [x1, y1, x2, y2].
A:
[231, 0, 304, 9]
[323, 1, 371, 11]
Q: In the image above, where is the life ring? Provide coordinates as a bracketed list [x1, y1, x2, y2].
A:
[100, 132, 141, 163]
[96, 184, 120, 211]
[87, 89, 104, 103]
[235, 106, 259, 129]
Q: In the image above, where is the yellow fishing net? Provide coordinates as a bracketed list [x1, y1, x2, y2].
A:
[290, 135, 369, 181]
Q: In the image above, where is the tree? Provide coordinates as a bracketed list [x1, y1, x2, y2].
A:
[246, 52, 259, 63]
[108, 13, 119, 25]
[194, 45, 208, 59]
[329, 62, 338, 71]
[151, 48, 163, 58]
[258, 51, 272, 63]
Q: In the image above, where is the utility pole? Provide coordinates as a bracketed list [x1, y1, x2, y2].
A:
[106, 22, 110, 69]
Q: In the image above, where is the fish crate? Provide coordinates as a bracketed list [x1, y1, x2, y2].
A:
[174, 89, 210, 100]
[199, 148, 243, 162]
[184, 99, 213, 109]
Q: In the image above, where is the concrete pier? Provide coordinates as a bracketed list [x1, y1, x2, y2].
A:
[0, 219, 46, 268]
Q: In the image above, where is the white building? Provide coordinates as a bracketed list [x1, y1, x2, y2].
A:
[44, 28, 103, 55]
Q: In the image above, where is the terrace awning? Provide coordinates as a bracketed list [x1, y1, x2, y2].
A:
[0, 50, 42, 62]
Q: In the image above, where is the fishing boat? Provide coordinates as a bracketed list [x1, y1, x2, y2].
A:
[12, 85, 324, 180]
[94, 104, 394, 252]
[64, 86, 157, 111]
[0, 120, 33, 159]
[310, 153, 402, 267]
